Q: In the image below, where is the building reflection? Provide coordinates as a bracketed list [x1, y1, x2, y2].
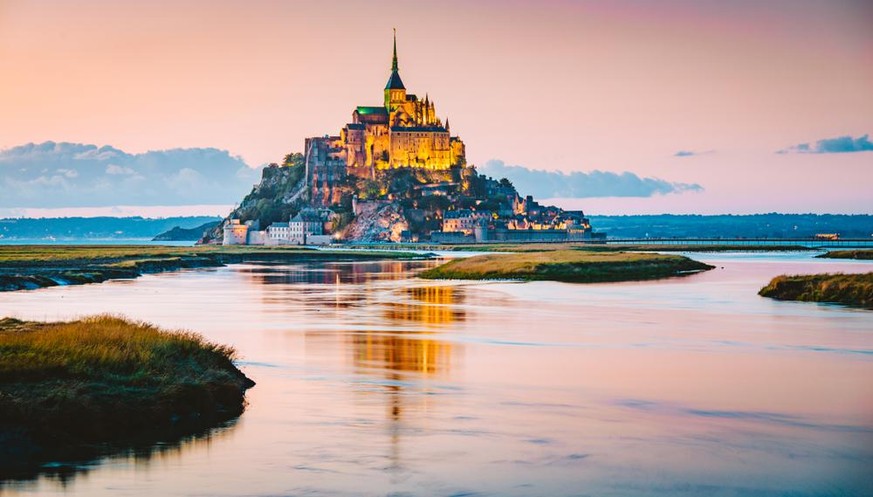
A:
[348, 284, 465, 475]
[243, 260, 442, 312]
[351, 332, 452, 375]
[382, 286, 466, 326]
[353, 284, 463, 374]
[242, 260, 421, 286]
[244, 260, 466, 479]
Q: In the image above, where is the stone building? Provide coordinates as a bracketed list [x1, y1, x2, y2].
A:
[223, 219, 261, 245]
[288, 210, 324, 244]
[442, 210, 489, 235]
[305, 31, 467, 205]
[223, 219, 248, 245]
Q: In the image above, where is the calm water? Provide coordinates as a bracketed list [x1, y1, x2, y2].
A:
[1, 252, 871, 496]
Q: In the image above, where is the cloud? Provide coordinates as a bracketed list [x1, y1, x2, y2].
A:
[0, 141, 264, 208]
[674, 150, 714, 157]
[779, 134, 873, 154]
[106, 164, 135, 175]
[478, 160, 703, 198]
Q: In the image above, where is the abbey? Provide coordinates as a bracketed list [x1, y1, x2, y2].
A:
[305, 32, 466, 203]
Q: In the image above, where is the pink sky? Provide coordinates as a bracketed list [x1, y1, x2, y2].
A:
[1, 0, 871, 215]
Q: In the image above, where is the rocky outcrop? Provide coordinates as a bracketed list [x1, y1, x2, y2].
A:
[340, 201, 409, 242]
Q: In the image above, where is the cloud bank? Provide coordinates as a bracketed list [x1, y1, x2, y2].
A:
[0, 142, 263, 208]
[779, 134, 873, 154]
[478, 160, 703, 199]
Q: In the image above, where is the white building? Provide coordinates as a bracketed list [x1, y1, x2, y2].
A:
[267, 222, 291, 242]
[289, 211, 323, 244]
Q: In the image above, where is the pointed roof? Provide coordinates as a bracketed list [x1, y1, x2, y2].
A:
[385, 29, 406, 90]
[385, 72, 405, 90]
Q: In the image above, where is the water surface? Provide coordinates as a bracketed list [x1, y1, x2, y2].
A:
[1, 253, 871, 496]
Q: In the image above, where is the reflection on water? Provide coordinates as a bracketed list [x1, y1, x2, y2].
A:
[348, 286, 461, 474]
[243, 260, 414, 286]
[352, 330, 454, 375]
[384, 286, 466, 326]
[0, 254, 871, 496]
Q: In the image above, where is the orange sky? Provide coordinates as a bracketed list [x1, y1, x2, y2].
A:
[1, 0, 871, 214]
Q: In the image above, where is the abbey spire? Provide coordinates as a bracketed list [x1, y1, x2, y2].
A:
[385, 29, 406, 105]
[391, 28, 399, 72]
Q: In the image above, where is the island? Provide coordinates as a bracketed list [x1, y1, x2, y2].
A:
[197, 33, 605, 247]
[152, 221, 220, 241]
[420, 249, 714, 283]
[759, 272, 873, 308]
[0, 315, 254, 478]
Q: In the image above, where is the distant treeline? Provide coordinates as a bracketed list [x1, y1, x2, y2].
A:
[0, 216, 222, 240]
[589, 214, 873, 239]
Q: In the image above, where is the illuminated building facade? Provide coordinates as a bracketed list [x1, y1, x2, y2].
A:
[305, 32, 467, 203]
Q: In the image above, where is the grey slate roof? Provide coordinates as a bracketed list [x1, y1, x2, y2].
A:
[385, 70, 405, 90]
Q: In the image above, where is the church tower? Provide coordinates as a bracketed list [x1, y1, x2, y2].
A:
[384, 30, 406, 110]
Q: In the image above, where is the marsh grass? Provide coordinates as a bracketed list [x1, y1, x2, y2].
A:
[817, 249, 873, 260]
[759, 272, 873, 308]
[0, 315, 254, 477]
[420, 250, 714, 283]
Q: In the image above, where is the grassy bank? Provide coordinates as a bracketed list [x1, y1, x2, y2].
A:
[420, 250, 713, 283]
[0, 315, 254, 478]
[758, 272, 873, 308]
[0, 245, 427, 292]
[817, 249, 873, 260]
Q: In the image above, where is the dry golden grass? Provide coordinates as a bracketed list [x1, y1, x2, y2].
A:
[0, 244, 311, 264]
[0, 315, 254, 476]
[759, 272, 873, 308]
[0, 315, 237, 383]
[817, 250, 873, 260]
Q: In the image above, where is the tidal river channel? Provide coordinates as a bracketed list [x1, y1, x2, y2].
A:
[1, 252, 871, 497]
